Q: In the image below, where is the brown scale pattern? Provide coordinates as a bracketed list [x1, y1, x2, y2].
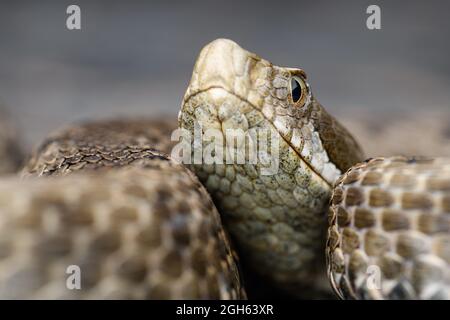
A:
[327, 157, 450, 299]
[0, 119, 245, 299]
[23, 119, 177, 176]
[307, 101, 364, 173]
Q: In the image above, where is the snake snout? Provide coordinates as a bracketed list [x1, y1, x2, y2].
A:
[183, 38, 266, 106]
[191, 38, 239, 92]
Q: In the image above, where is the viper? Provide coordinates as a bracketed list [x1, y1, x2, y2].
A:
[0, 39, 448, 299]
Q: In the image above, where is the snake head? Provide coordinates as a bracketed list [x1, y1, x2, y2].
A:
[182, 38, 313, 115]
[181, 38, 364, 185]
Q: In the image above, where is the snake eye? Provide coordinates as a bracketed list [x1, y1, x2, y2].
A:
[290, 77, 302, 103]
[291, 75, 309, 107]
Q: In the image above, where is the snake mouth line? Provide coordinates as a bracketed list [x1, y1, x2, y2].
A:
[183, 86, 333, 188]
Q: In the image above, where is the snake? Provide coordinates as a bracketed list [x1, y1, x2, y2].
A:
[0, 39, 448, 299]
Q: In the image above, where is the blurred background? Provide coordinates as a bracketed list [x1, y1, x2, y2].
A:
[0, 0, 449, 156]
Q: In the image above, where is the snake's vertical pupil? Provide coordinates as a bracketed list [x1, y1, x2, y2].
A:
[291, 77, 302, 103]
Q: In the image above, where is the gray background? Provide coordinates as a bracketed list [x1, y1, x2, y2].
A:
[0, 0, 449, 152]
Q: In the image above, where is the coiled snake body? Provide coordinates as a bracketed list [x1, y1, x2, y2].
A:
[0, 39, 448, 299]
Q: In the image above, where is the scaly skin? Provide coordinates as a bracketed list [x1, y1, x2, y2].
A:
[0, 119, 244, 299]
[179, 39, 365, 293]
[23, 118, 177, 176]
[328, 157, 450, 299]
